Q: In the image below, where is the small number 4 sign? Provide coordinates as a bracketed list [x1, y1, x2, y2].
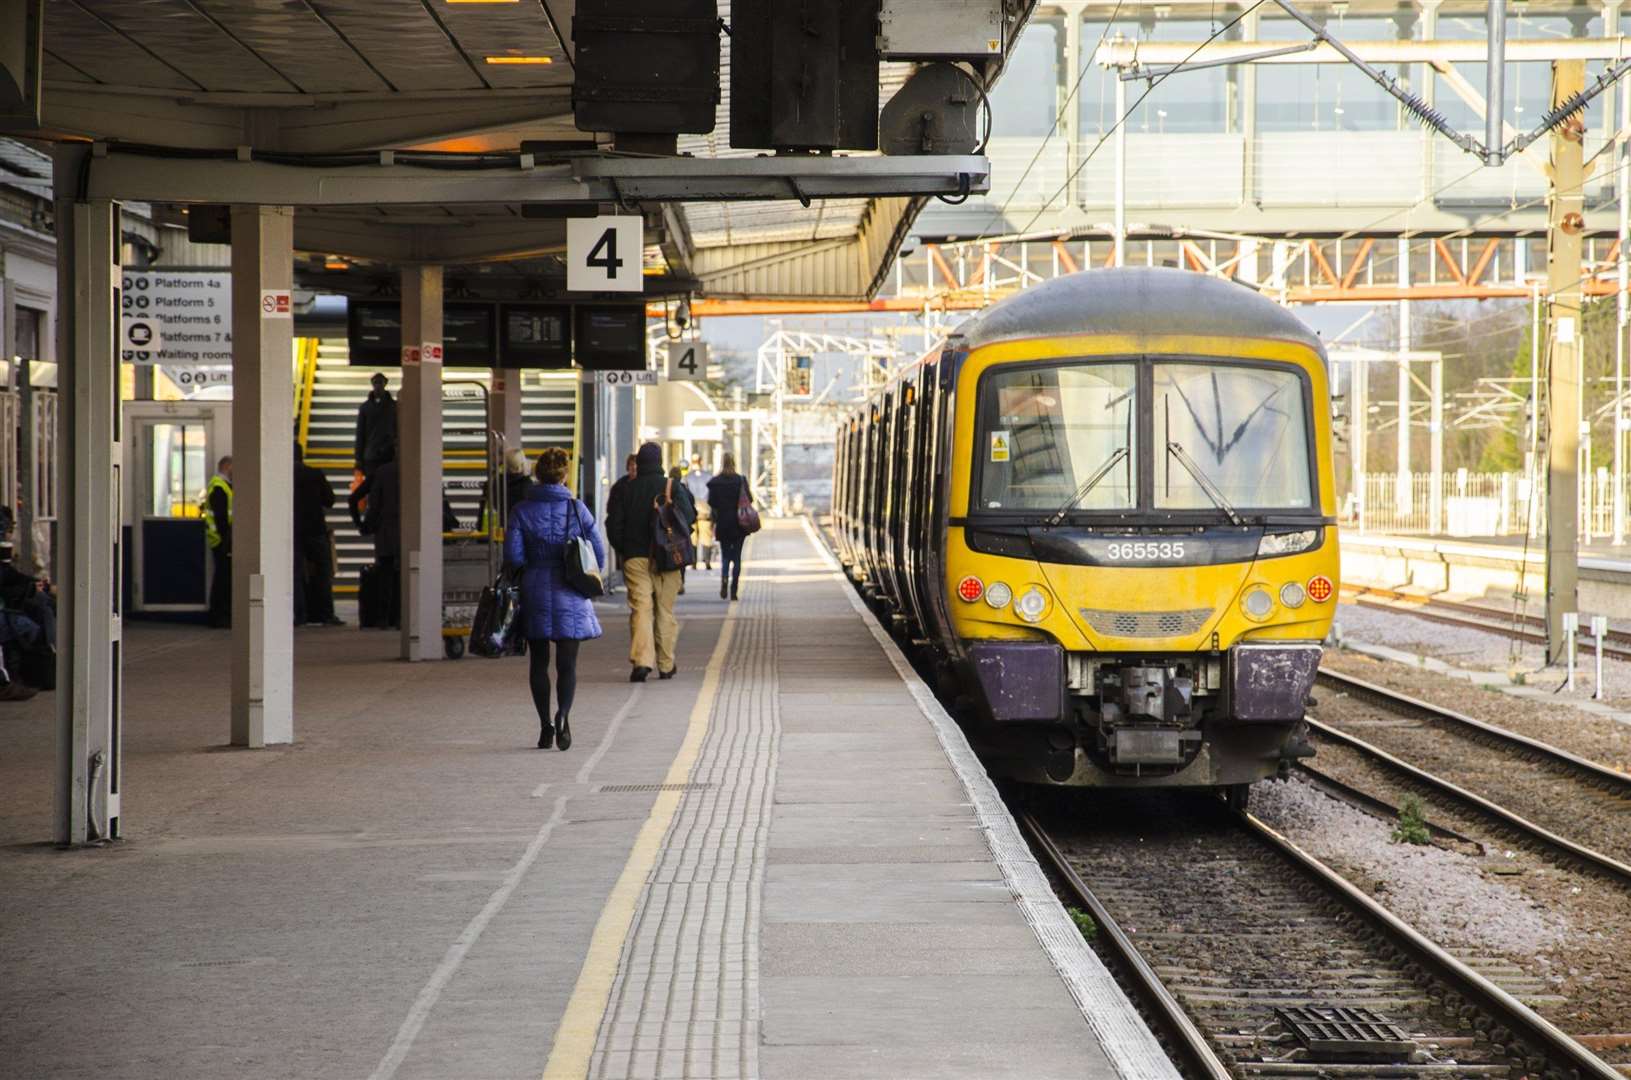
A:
[568, 216, 644, 293]
[665, 341, 708, 382]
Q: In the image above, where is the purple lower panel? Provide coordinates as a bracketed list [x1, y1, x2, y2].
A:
[968, 642, 1065, 722]
[1230, 643, 1321, 721]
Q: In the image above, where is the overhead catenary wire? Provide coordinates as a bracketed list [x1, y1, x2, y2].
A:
[968, 0, 1127, 239]
[1007, 0, 1273, 240]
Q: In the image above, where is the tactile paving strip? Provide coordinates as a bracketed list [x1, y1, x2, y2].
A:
[588, 580, 777, 1080]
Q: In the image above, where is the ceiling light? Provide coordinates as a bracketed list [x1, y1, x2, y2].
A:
[485, 55, 553, 64]
[448, 1, 519, 4]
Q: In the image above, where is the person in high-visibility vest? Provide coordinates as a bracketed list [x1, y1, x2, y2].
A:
[202, 456, 233, 628]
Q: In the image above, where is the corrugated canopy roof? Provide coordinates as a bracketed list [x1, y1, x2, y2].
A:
[10, 0, 1021, 301]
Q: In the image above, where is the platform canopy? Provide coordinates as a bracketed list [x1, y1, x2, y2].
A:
[6, 0, 1014, 301]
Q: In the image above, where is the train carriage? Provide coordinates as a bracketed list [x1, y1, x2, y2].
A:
[834, 267, 1340, 799]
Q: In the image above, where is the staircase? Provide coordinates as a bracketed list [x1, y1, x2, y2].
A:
[300, 337, 579, 590]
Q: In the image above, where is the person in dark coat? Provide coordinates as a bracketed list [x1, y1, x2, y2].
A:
[349, 458, 401, 627]
[606, 442, 693, 682]
[706, 454, 754, 602]
[604, 453, 637, 574]
[505, 447, 604, 751]
[294, 444, 340, 626]
[479, 448, 532, 535]
[354, 373, 397, 476]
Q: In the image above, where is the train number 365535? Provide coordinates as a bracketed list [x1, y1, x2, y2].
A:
[1105, 541, 1185, 561]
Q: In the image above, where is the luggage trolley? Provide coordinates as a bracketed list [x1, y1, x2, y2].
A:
[441, 380, 504, 659]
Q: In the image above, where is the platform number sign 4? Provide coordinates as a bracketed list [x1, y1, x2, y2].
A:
[568, 216, 644, 293]
[666, 340, 709, 382]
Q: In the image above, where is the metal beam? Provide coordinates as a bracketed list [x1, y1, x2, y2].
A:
[292, 216, 569, 264]
[81, 151, 988, 208]
[1098, 37, 1631, 67]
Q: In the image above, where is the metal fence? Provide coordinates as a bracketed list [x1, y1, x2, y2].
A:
[1349, 470, 1625, 539]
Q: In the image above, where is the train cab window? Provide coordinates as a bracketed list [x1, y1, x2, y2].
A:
[1154, 362, 1312, 510]
[977, 363, 1136, 511]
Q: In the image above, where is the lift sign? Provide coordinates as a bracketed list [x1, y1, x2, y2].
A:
[567, 216, 644, 293]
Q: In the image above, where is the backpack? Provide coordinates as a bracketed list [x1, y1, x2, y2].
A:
[651, 480, 695, 573]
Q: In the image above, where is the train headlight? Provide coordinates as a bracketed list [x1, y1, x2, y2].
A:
[1241, 586, 1275, 620]
[1014, 586, 1050, 623]
[1279, 582, 1307, 608]
[984, 581, 1013, 609]
[1307, 575, 1335, 603]
[1257, 529, 1319, 558]
[957, 575, 984, 603]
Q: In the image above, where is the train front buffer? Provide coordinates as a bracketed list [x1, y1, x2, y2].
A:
[944, 527, 1337, 787]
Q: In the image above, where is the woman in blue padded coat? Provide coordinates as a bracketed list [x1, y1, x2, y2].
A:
[504, 447, 605, 751]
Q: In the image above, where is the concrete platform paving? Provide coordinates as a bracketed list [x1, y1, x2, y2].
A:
[0, 520, 1173, 1080]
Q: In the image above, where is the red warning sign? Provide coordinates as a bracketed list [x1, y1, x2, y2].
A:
[260, 290, 292, 318]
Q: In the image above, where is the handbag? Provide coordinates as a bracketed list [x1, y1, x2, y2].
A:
[736, 479, 761, 536]
[651, 479, 695, 573]
[470, 569, 524, 658]
[563, 501, 606, 599]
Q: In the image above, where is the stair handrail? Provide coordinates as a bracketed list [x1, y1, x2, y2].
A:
[295, 336, 320, 454]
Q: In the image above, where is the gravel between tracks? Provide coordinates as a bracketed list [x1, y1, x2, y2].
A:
[1310, 681, 1631, 869]
[1321, 642, 1631, 775]
[1249, 775, 1568, 958]
[1298, 743, 1631, 1041]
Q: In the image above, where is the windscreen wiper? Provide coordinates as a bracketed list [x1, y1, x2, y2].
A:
[1166, 441, 1244, 526]
[1047, 446, 1130, 526]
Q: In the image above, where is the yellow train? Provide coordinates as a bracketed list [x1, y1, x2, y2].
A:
[832, 268, 1339, 801]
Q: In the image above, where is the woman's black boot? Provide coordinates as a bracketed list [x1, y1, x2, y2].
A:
[554, 710, 572, 751]
[537, 721, 553, 750]
[719, 580, 728, 599]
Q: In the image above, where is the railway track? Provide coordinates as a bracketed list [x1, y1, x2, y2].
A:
[1018, 791, 1622, 1080]
[1313, 669, 1631, 873]
[1340, 586, 1631, 663]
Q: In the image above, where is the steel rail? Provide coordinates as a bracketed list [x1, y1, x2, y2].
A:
[1340, 588, 1631, 662]
[1239, 812, 1624, 1080]
[1317, 668, 1631, 795]
[1304, 715, 1631, 890]
[1294, 763, 1484, 849]
[1016, 811, 1232, 1080]
[1020, 806, 1623, 1080]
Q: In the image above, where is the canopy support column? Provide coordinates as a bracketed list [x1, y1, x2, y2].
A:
[230, 205, 295, 747]
[53, 145, 123, 844]
[400, 267, 444, 662]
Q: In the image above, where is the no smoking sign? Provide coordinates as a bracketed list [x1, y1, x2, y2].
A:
[260, 290, 292, 318]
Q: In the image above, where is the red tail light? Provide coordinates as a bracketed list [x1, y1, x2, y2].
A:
[1307, 575, 1334, 603]
[956, 575, 984, 603]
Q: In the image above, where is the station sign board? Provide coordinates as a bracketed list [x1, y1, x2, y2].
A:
[567, 216, 644, 293]
[665, 340, 708, 382]
[119, 270, 231, 365]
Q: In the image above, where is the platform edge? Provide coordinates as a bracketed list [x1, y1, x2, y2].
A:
[798, 517, 1183, 1080]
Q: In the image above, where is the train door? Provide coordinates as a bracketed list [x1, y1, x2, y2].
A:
[125, 402, 231, 614]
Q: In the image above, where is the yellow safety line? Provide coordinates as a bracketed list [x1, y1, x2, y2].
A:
[539, 610, 739, 1080]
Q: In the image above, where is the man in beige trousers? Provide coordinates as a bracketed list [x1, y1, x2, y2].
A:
[606, 442, 694, 682]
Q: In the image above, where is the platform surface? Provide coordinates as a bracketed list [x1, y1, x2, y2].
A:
[0, 520, 1165, 1080]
